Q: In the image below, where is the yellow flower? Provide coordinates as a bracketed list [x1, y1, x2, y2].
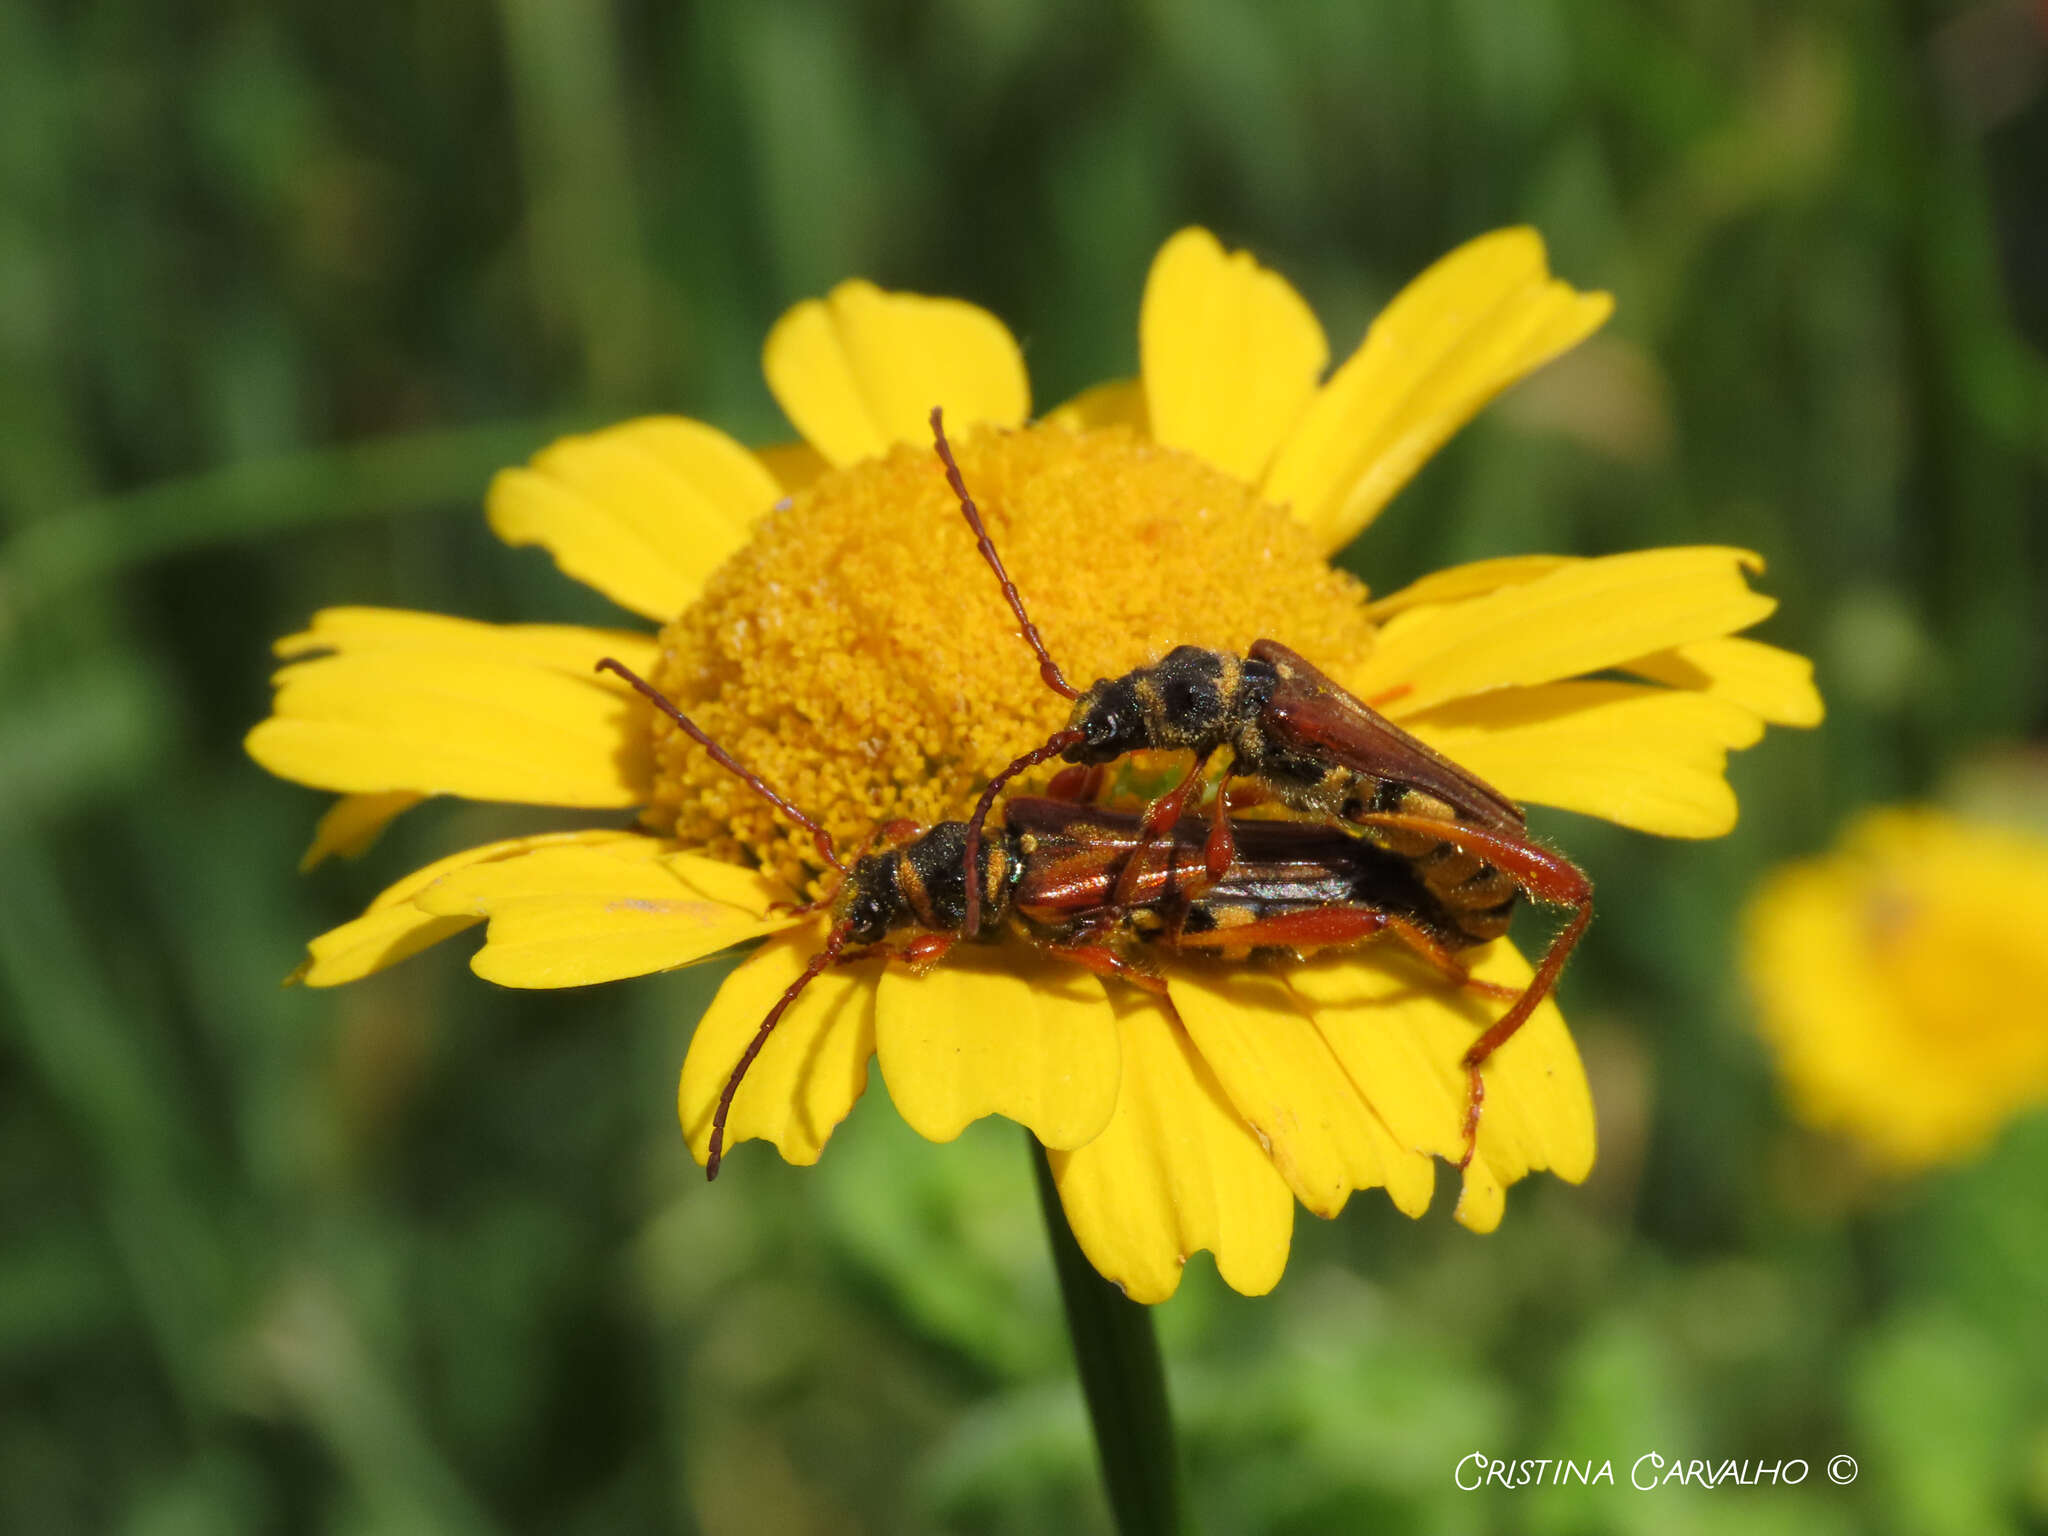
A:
[249, 227, 1821, 1303]
[1743, 807, 2048, 1170]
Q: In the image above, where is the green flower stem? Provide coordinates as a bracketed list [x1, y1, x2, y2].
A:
[1029, 1133, 1181, 1536]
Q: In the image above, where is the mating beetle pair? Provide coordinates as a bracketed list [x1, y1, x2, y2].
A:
[601, 408, 1592, 1177]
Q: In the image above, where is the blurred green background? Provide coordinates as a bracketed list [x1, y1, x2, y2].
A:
[3, 1, 2046, 1532]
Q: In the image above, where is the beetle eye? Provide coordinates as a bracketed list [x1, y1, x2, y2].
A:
[846, 890, 891, 944]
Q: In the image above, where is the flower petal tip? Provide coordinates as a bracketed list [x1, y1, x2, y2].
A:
[875, 954, 1121, 1151]
[764, 279, 1029, 468]
[1452, 1163, 1508, 1233]
[1142, 227, 1328, 483]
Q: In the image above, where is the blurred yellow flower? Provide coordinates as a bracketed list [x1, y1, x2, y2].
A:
[1744, 807, 2048, 1169]
[249, 227, 1820, 1302]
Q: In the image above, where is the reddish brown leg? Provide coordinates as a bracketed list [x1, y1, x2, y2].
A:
[1109, 750, 1214, 910]
[1174, 906, 1390, 955]
[1379, 914, 1520, 1001]
[1047, 763, 1108, 803]
[893, 933, 959, 973]
[1044, 940, 1170, 995]
[1449, 898, 1593, 1161]
[1350, 813, 1592, 911]
[1352, 811, 1594, 1169]
[1201, 784, 1237, 884]
[834, 932, 958, 973]
[1218, 780, 1274, 811]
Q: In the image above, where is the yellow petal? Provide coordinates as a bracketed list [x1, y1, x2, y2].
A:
[271, 607, 659, 676]
[1287, 942, 1594, 1235]
[1408, 682, 1764, 837]
[873, 947, 1119, 1150]
[1285, 955, 1468, 1161]
[294, 829, 645, 986]
[248, 615, 659, 806]
[1361, 555, 1575, 622]
[414, 841, 790, 988]
[762, 279, 1030, 467]
[678, 924, 877, 1168]
[1263, 227, 1612, 551]
[1141, 229, 1329, 484]
[1169, 968, 1433, 1219]
[752, 440, 830, 496]
[486, 417, 781, 622]
[1624, 637, 1824, 727]
[1353, 547, 1776, 716]
[299, 791, 426, 872]
[1042, 377, 1149, 435]
[1049, 994, 1294, 1303]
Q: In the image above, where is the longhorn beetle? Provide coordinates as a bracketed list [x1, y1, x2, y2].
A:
[595, 658, 1520, 1178]
[931, 408, 1593, 1163]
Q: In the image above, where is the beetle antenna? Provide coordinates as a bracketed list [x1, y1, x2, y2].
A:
[596, 657, 847, 876]
[930, 406, 1080, 702]
[706, 920, 853, 1178]
[960, 729, 1086, 938]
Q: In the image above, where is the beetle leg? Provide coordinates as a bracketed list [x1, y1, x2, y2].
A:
[1378, 914, 1520, 1001]
[839, 931, 958, 974]
[1202, 784, 1238, 883]
[1110, 749, 1214, 910]
[1173, 905, 1390, 956]
[1044, 940, 1170, 995]
[1046, 762, 1107, 803]
[1451, 898, 1593, 1166]
[1351, 811, 1594, 1169]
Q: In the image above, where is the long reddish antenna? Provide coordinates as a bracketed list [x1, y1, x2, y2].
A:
[596, 657, 847, 876]
[706, 920, 853, 1178]
[960, 729, 1086, 938]
[930, 406, 1080, 702]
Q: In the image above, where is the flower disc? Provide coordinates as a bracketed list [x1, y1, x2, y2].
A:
[645, 424, 1377, 884]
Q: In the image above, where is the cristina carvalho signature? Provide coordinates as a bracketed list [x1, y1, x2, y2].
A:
[1456, 1454, 1815, 1491]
